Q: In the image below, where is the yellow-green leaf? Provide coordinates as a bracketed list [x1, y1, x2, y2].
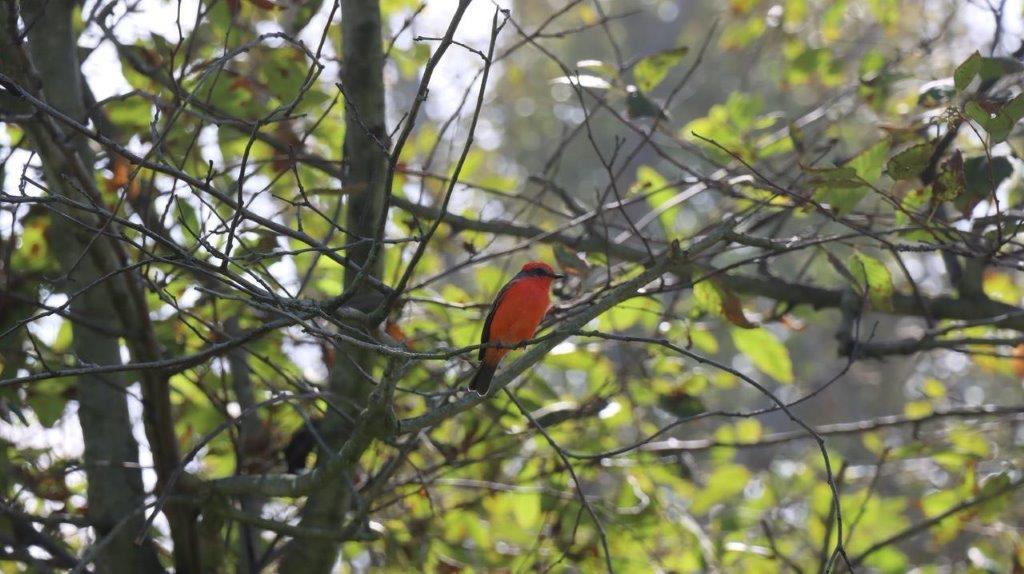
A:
[922, 378, 946, 399]
[848, 252, 894, 311]
[734, 419, 763, 443]
[731, 328, 794, 383]
[849, 140, 890, 183]
[633, 46, 689, 92]
[512, 491, 540, 528]
[693, 279, 756, 328]
[904, 400, 933, 419]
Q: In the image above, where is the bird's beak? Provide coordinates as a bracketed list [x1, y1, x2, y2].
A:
[551, 272, 566, 280]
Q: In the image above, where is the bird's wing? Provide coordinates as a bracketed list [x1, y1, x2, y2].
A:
[478, 278, 518, 360]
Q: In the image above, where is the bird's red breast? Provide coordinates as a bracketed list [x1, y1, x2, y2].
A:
[479, 261, 561, 366]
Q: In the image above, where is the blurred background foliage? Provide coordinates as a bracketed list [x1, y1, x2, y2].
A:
[3, 0, 1024, 571]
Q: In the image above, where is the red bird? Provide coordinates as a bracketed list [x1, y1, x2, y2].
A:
[470, 261, 564, 395]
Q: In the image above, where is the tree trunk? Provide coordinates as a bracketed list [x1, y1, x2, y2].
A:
[7, 2, 164, 571]
[277, 0, 388, 571]
[226, 317, 264, 573]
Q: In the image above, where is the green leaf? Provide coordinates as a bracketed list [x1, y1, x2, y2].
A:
[720, 16, 767, 51]
[804, 165, 861, 185]
[969, 102, 1015, 142]
[848, 252, 894, 311]
[692, 280, 723, 313]
[600, 297, 660, 331]
[684, 92, 764, 161]
[692, 463, 750, 514]
[964, 100, 990, 125]
[724, 91, 764, 130]
[886, 143, 933, 180]
[633, 46, 689, 92]
[864, 548, 909, 573]
[1003, 92, 1024, 122]
[52, 321, 73, 354]
[848, 140, 890, 183]
[809, 141, 888, 213]
[965, 97, 1023, 143]
[979, 56, 1024, 82]
[688, 326, 719, 354]
[693, 278, 755, 328]
[632, 165, 679, 233]
[176, 199, 201, 241]
[805, 165, 865, 213]
[512, 491, 541, 528]
[201, 72, 258, 120]
[954, 51, 982, 91]
[260, 47, 309, 104]
[17, 221, 52, 273]
[977, 472, 1012, 520]
[896, 187, 932, 234]
[933, 151, 966, 203]
[859, 48, 887, 78]
[731, 328, 794, 384]
[106, 95, 153, 135]
[965, 155, 1013, 194]
[787, 46, 841, 86]
[955, 155, 1013, 213]
[27, 381, 68, 428]
[734, 419, 762, 443]
[921, 488, 960, 519]
[949, 423, 990, 457]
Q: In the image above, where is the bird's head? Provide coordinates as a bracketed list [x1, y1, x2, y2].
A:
[517, 261, 565, 283]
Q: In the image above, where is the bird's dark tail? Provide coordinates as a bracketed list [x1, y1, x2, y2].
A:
[469, 363, 497, 395]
